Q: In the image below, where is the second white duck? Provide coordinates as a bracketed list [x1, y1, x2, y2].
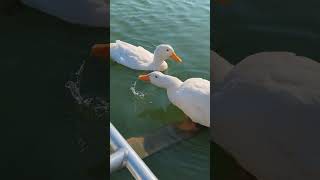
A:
[110, 40, 182, 71]
[139, 71, 210, 127]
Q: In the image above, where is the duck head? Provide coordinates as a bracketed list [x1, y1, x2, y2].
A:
[154, 44, 182, 63]
[138, 71, 182, 89]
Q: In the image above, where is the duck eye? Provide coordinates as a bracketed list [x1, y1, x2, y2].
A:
[155, 75, 158, 78]
[166, 49, 169, 52]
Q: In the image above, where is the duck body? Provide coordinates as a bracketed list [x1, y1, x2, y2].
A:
[212, 51, 320, 180]
[110, 40, 167, 71]
[110, 40, 181, 71]
[168, 78, 210, 127]
[139, 72, 210, 127]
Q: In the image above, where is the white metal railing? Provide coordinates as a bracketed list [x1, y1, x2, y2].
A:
[110, 122, 158, 180]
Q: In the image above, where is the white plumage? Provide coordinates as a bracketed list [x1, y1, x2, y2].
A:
[212, 51, 320, 180]
[139, 71, 210, 127]
[110, 40, 182, 71]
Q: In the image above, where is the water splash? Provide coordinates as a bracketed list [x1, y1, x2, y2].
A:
[65, 61, 85, 104]
[130, 80, 145, 98]
[65, 60, 108, 118]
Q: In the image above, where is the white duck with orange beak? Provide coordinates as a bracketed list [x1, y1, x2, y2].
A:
[139, 71, 210, 127]
[110, 40, 182, 71]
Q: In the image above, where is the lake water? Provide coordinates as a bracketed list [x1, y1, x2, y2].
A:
[5, 1, 318, 180]
[1, 4, 108, 179]
[110, 0, 210, 179]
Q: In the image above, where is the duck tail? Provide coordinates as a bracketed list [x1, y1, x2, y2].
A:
[91, 44, 109, 58]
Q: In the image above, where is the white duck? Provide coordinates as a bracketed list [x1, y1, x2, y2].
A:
[212, 51, 320, 180]
[139, 71, 210, 127]
[110, 40, 182, 71]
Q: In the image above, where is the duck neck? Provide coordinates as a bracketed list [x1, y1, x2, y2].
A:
[152, 51, 166, 68]
[165, 76, 183, 90]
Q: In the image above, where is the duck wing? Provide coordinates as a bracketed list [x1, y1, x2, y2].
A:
[173, 78, 210, 127]
[110, 40, 154, 67]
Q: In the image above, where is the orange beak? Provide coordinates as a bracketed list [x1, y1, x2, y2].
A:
[170, 52, 182, 62]
[91, 44, 109, 59]
[138, 74, 150, 81]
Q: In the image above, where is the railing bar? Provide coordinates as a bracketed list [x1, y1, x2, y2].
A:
[110, 122, 158, 180]
[110, 148, 128, 173]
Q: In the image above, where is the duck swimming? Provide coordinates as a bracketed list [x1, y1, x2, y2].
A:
[139, 71, 210, 128]
[110, 40, 182, 71]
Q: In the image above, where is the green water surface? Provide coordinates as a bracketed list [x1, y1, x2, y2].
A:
[110, 0, 210, 179]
